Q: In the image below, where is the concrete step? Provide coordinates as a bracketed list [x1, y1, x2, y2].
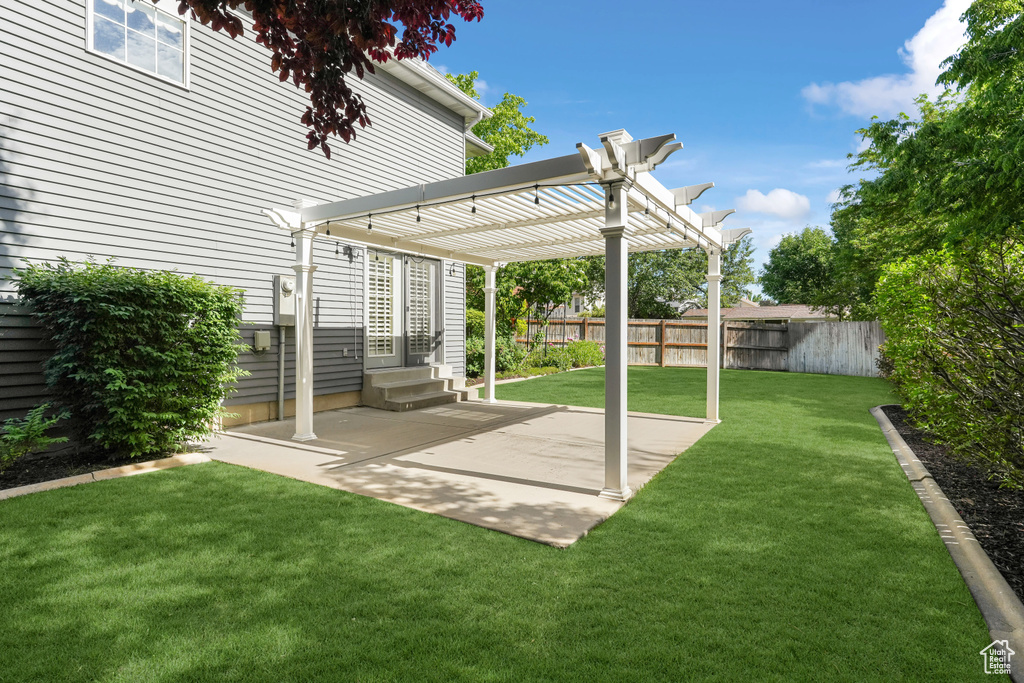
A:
[362, 365, 466, 411]
[375, 377, 449, 400]
[384, 390, 461, 412]
[364, 365, 453, 386]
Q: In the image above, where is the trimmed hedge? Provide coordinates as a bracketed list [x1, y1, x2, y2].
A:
[875, 238, 1023, 487]
[13, 260, 247, 458]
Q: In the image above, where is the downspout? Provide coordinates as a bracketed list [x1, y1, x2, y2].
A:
[464, 110, 485, 133]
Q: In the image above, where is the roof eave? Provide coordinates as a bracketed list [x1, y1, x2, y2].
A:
[377, 57, 492, 129]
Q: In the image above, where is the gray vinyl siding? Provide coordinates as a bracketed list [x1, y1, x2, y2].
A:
[1, 0, 466, 410]
[443, 261, 466, 377]
[0, 302, 52, 420]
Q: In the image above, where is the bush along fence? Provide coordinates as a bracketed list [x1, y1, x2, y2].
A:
[517, 318, 885, 377]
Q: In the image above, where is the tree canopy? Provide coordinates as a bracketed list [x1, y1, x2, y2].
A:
[580, 236, 756, 319]
[758, 227, 836, 305]
[445, 71, 549, 174]
[171, 0, 484, 157]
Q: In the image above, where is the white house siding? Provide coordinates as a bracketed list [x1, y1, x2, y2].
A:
[443, 261, 466, 377]
[0, 0, 467, 419]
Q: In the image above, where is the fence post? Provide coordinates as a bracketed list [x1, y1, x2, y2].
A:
[583, 316, 589, 342]
[659, 319, 667, 367]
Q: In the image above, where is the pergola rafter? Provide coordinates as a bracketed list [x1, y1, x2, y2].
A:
[263, 129, 751, 502]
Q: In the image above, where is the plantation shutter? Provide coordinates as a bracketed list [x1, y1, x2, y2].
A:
[367, 255, 395, 357]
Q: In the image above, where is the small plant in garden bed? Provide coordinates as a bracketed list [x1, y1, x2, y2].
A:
[0, 403, 68, 474]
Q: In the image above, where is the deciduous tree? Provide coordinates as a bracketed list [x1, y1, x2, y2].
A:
[581, 237, 757, 319]
[758, 227, 836, 305]
[445, 71, 549, 174]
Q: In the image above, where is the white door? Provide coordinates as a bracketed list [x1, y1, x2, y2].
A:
[405, 257, 441, 366]
[365, 251, 403, 369]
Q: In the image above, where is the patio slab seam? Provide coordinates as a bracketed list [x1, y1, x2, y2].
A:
[0, 453, 211, 501]
[872, 405, 1024, 682]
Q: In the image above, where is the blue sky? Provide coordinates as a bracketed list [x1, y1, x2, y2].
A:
[434, 0, 971, 282]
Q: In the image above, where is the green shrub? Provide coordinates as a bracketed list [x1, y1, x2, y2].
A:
[875, 238, 1024, 487]
[466, 308, 485, 337]
[465, 334, 527, 377]
[13, 259, 248, 458]
[0, 404, 68, 473]
[566, 340, 604, 368]
[525, 346, 572, 372]
[467, 310, 526, 340]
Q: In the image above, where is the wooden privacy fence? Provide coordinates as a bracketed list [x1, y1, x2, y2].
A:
[517, 318, 885, 377]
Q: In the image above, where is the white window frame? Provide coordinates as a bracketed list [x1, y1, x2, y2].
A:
[85, 0, 191, 90]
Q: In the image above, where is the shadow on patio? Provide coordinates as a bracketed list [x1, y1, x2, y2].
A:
[201, 400, 714, 547]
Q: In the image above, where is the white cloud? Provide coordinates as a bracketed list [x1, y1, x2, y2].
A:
[802, 0, 969, 118]
[736, 188, 811, 220]
[826, 188, 843, 205]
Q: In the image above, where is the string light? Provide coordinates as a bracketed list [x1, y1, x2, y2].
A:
[534, 184, 540, 205]
[367, 213, 373, 234]
[335, 242, 340, 256]
[471, 195, 477, 214]
[290, 235, 295, 248]
[416, 204, 421, 223]
[326, 226, 331, 236]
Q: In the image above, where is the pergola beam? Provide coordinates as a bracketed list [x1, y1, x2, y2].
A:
[466, 223, 681, 254]
[495, 238, 701, 262]
[314, 223, 496, 267]
[302, 153, 596, 224]
[400, 208, 606, 242]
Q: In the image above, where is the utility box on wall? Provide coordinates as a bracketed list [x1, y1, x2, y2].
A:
[273, 274, 296, 326]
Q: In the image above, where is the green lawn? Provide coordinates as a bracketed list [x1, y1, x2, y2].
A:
[0, 368, 998, 681]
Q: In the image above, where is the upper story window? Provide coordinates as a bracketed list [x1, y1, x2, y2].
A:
[88, 0, 188, 86]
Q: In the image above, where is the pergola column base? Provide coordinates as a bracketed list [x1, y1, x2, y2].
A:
[598, 486, 633, 502]
[292, 432, 318, 442]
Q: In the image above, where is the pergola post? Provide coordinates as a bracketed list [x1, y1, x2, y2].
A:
[483, 265, 497, 403]
[599, 179, 632, 502]
[705, 247, 722, 423]
[291, 223, 318, 441]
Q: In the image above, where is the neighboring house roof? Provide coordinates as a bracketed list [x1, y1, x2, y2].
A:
[377, 58, 494, 157]
[682, 305, 831, 321]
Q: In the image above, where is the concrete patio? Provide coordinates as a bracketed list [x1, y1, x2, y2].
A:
[201, 400, 714, 547]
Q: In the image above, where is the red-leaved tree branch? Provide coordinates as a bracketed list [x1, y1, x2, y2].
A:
[173, 0, 484, 157]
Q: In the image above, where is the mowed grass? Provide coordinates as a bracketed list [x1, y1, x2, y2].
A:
[0, 368, 998, 681]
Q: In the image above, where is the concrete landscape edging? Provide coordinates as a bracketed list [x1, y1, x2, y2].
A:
[872, 405, 1024, 682]
[0, 453, 211, 501]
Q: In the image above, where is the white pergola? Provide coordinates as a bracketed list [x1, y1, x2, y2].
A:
[265, 129, 750, 502]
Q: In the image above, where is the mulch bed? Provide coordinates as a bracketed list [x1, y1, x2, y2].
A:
[882, 405, 1024, 603]
[0, 448, 175, 492]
